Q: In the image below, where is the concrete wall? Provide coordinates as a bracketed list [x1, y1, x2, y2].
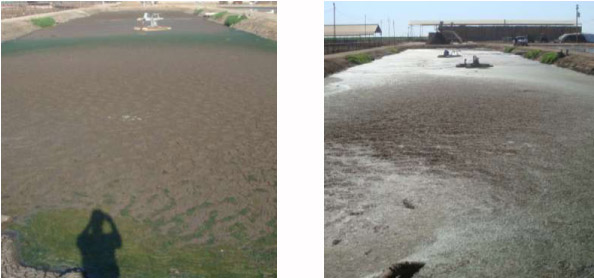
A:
[441, 26, 582, 42]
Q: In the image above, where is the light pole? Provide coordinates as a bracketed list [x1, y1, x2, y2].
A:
[333, 2, 336, 40]
[576, 4, 580, 43]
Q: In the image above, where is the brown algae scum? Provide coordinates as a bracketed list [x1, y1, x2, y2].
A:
[2, 11, 276, 277]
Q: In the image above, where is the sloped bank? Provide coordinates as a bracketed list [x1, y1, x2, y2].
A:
[2, 4, 276, 42]
[1, 4, 117, 42]
[483, 43, 594, 76]
[196, 9, 276, 41]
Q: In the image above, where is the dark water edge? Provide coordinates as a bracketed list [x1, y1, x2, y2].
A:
[2, 29, 276, 56]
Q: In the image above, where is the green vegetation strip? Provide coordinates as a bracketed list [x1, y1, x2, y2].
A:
[504, 46, 515, 53]
[346, 53, 374, 65]
[225, 15, 248, 27]
[194, 9, 203, 15]
[390, 47, 402, 54]
[540, 52, 561, 64]
[524, 49, 542, 59]
[31, 17, 56, 28]
[213, 11, 227, 20]
[7, 209, 276, 278]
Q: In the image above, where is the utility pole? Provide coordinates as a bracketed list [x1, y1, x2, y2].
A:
[333, 2, 336, 40]
[393, 20, 395, 45]
[576, 4, 580, 27]
[576, 4, 580, 43]
[388, 17, 390, 44]
[364, 14, 367, 42]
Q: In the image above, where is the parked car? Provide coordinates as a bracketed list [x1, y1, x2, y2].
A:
[556, 33, 587, 43]
[513, 36, 528, 46]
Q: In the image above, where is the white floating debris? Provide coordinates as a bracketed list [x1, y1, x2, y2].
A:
[121, 115, 142, 122]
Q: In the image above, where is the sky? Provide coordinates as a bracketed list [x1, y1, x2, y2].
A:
[324, 1, 594, 36]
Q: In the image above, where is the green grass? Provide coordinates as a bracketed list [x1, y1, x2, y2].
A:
[346, 53, 374, 65]
[390, 47, 402, 54]
[7, 209, 276, 277]
[31, 17, 55, 28]
[213, 11, 227, 20]
[224, 15, 248, 27]
[193, 9, 203, 15]
[524, 49, 542, 59]
[504, 46, 515, 53]
[540, 52, 561, 64]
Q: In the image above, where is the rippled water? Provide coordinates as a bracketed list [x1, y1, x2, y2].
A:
[2, 10, 276, 278]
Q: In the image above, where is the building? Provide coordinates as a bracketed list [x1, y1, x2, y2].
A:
[324, 24, 382, 38]
[409, 20, 581, 42]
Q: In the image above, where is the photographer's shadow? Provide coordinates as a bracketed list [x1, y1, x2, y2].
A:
[77, 209, 122, 278]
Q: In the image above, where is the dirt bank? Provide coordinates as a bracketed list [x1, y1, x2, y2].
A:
[1, 4, 118, 42]
[194, 4, 276, 41]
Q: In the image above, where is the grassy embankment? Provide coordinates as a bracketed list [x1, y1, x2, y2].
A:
[213, 11, 227, 20]
[520, 49, 564, 64]
[501, 47, 564, 65]
[524, 49, 542, 59]
[345, 48, 401, 65]
[225, 15, 248, 27]
[540, 52, 562, 64]
[193, 10, 246, 26]
[346, 53, 374, 64]
[31, 17, 56, 28]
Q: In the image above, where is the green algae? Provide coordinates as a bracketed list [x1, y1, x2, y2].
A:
[6, 209, 276, 278]
[31, 17, 55, 28]
[1, 30, 276, 56]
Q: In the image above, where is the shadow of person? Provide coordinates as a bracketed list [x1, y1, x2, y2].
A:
[77, 209, 122, 278]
